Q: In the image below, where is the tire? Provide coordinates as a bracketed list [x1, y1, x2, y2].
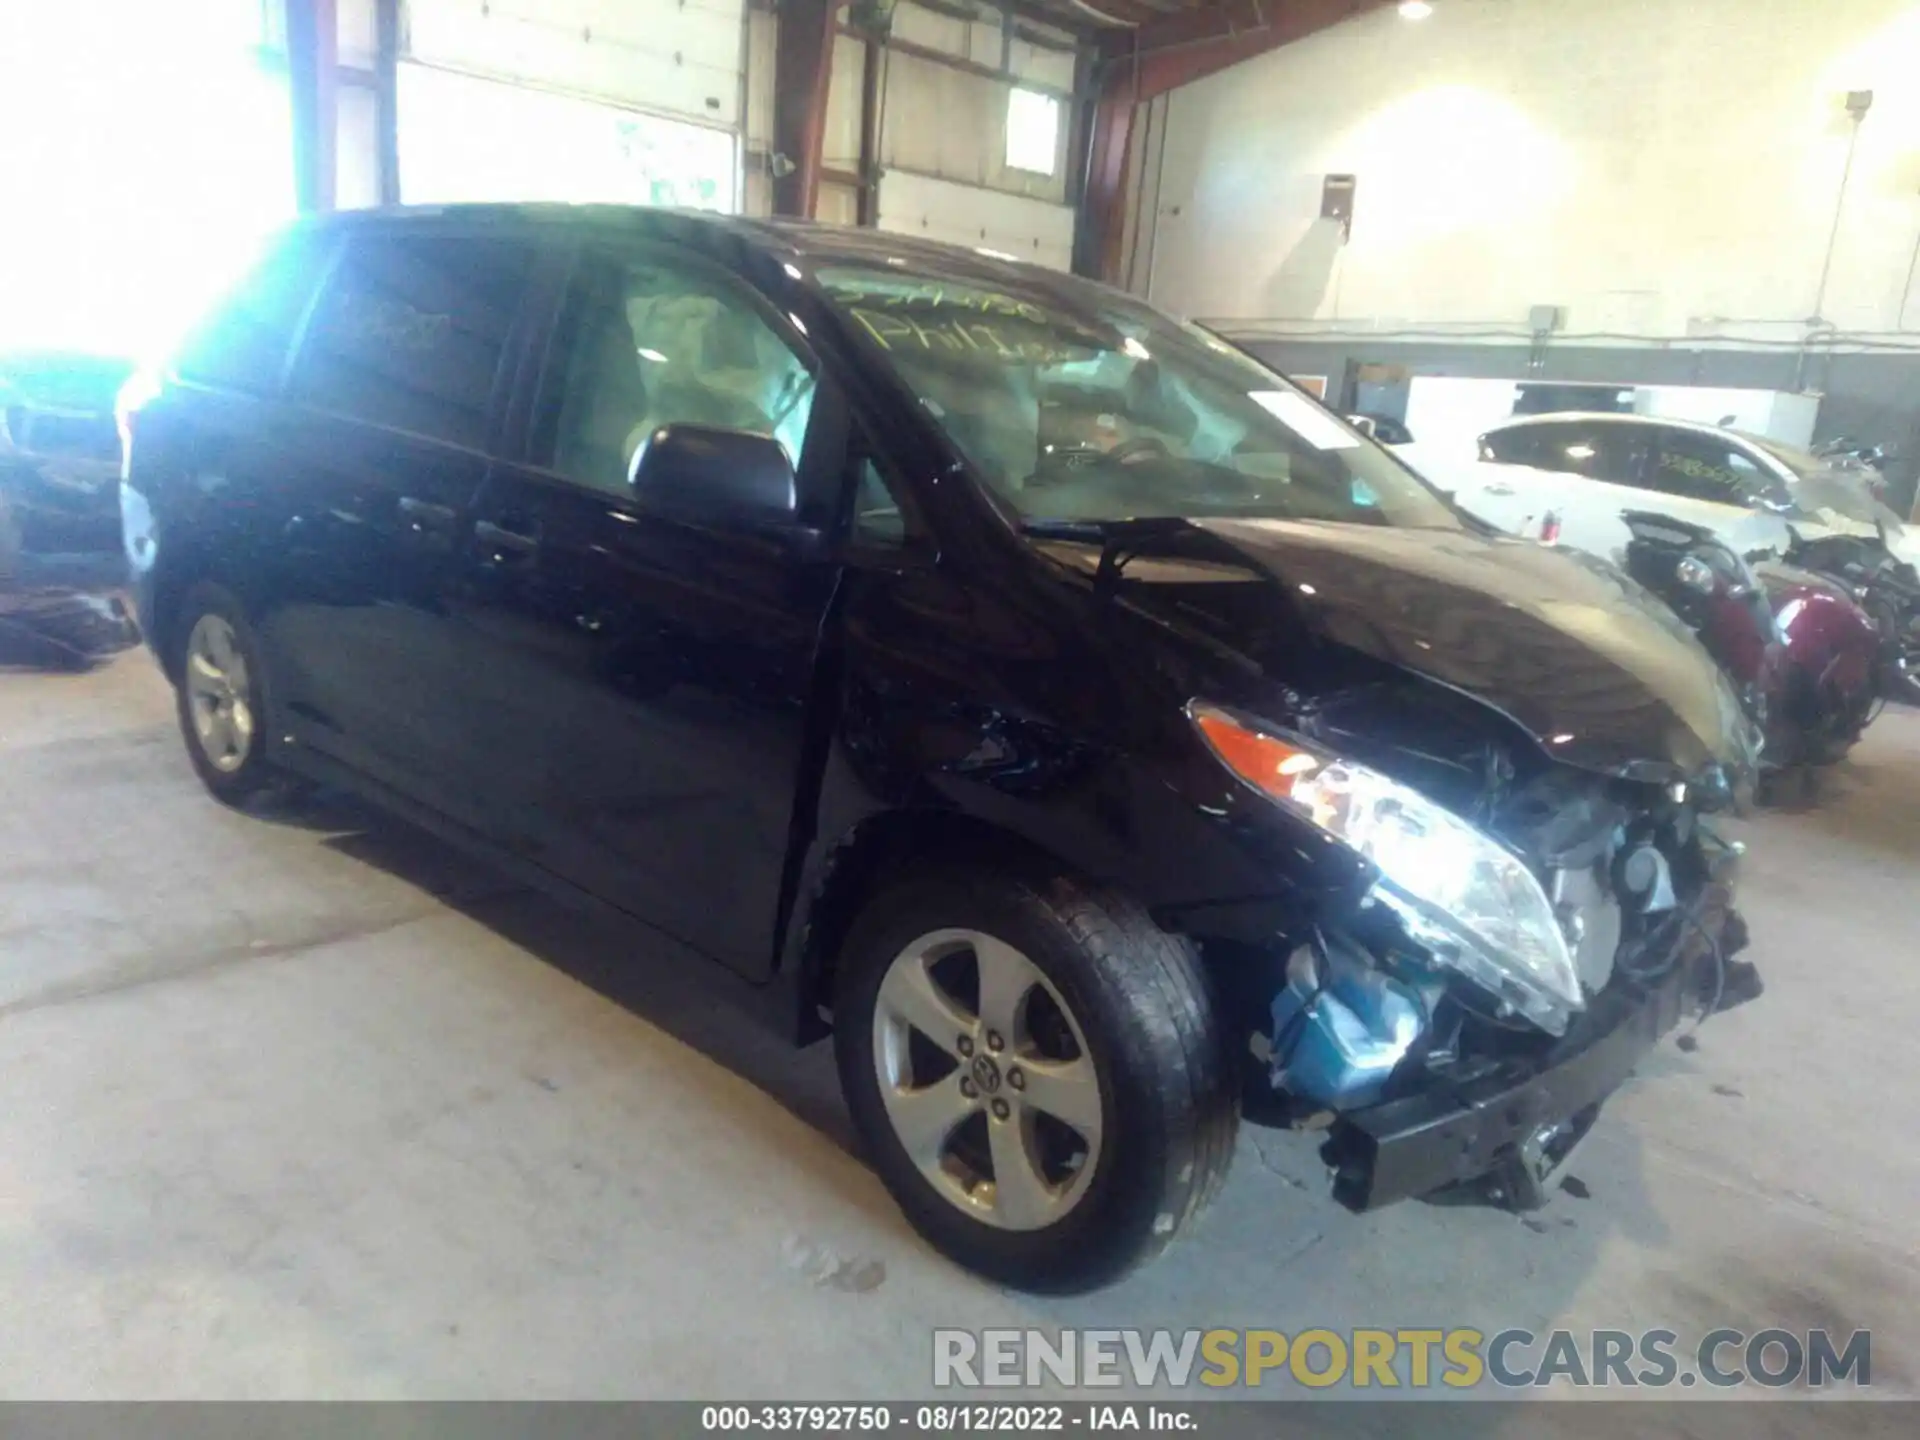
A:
[171, 581, 290, 807]
[834, 864, 1238, 1293]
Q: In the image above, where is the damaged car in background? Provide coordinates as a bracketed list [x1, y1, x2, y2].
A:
[1, 348, 140, 669]
[1396, 422, 1891, 778]
[123, 207, 1763, 1293]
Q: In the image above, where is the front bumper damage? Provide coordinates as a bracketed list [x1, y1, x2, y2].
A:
[1314, 861, 1758, 1214]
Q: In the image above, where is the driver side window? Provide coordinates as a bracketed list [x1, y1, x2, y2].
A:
[534, 248, 818, 496]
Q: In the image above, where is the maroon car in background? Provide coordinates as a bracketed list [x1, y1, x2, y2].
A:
[1620, 512, 1881, 788]
[1755, 562, 1882, 764]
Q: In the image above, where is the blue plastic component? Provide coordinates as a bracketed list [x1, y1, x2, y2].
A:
[1270, 945, 1432, 1110]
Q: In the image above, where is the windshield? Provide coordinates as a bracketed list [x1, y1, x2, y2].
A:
[1787, 470, 1907, 531]
[1739, 432, 1907, 531]
[817, 265, 1461, 530]
[1737, 433, 1828, 482]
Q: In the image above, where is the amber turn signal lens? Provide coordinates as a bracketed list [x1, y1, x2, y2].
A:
[1191, 707, 1321, 801]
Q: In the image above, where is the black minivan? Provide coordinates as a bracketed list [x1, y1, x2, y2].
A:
[122, 205, 1761, 1292]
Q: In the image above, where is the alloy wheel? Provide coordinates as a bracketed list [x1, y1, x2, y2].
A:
[871, 928, 1104, 1231]
[184, 613, 255, 774]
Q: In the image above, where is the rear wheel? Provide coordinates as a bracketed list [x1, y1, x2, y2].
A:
[172, 582, 291, 807]
[834, 865, 1237, 1293]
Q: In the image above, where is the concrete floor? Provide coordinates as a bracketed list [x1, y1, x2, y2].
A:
[3, 653, 1919, 1401]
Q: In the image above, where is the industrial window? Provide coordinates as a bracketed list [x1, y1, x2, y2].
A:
[1005, 88, 1061, 176]
[289, 235, 534, 449]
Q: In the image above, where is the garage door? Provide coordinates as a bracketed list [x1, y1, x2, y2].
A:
[876, 171, 1075, 272]
[397, 64, 738, 211]
[399, 0, 744, 210]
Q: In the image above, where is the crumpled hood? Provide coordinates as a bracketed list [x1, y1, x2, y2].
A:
[1187, 518, 1759, 783]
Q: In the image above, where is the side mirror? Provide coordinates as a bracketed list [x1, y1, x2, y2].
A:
[628, 423, 800, 531]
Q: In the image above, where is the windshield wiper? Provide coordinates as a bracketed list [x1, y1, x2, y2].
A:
[1019, 516, 1199, 588]
[1019, 516, 1196, 542]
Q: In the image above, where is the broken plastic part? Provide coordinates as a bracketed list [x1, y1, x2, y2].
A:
[1268, 937, 1436, 1110]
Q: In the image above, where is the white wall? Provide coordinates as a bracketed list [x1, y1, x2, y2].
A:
[1143, 0, 1920, 345]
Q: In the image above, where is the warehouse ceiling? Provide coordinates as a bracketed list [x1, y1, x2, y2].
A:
[1029, 0, 1225, 23]
[1014, 0, 1389, 35]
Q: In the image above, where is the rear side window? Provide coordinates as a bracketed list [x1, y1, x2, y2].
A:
[289, 234, 534, 448]
[1497, 422, 1644, 485]
[173, 231, 332, 394]
[1481, 426, 1552, 465]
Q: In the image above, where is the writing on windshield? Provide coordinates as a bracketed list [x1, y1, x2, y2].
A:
[835, 279, 1100, 366]
[819, 266, 1459, 532]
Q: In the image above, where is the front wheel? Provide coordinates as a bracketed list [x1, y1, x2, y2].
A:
[834, 866, 1238, 1293]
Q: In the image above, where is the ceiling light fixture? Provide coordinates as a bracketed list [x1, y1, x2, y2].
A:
[1399, 1, 1435, 18]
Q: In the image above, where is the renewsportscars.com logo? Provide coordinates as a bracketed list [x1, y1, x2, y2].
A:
[932, 1328, 1873, 1391]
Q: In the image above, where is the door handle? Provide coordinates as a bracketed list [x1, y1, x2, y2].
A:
[398, 495, 457, 526]
[475, 518, 541, 554]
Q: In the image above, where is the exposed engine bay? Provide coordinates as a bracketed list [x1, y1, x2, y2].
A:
[1225, 676, 1760, 1207]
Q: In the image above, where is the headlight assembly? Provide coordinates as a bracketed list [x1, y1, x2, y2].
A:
[1678, 545, 1761, 598]
[1188, 701, 1585, 1035]
[1675, 553, 1718, 594]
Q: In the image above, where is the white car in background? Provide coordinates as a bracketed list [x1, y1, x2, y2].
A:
[1390, 412, 1920, 570]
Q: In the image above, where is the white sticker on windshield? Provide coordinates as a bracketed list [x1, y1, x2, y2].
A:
[1249, 390, 1363, 451]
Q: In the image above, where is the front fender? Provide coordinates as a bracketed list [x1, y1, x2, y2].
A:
[790, 672, 1374, 970]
